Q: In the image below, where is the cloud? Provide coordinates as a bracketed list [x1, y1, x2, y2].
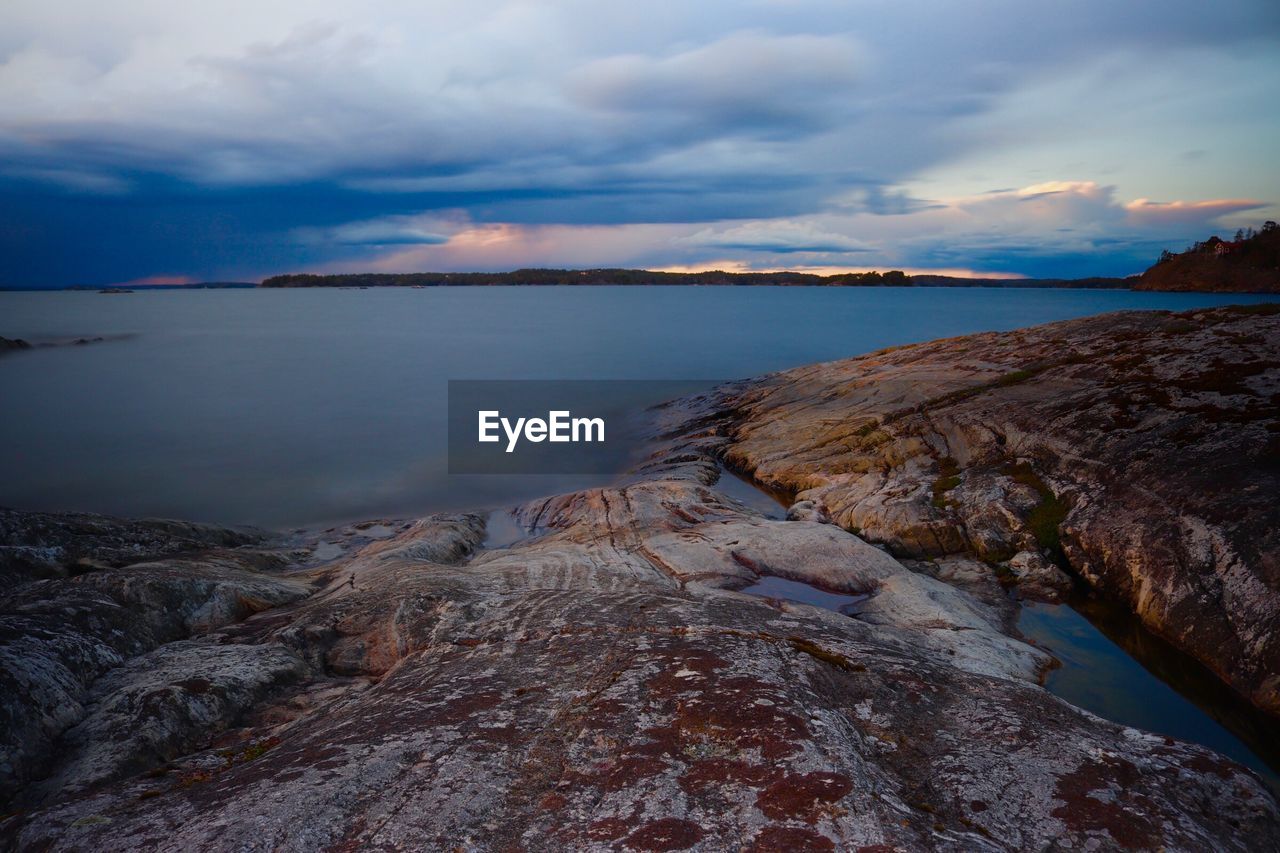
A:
[304, 178, 1260, 280]
[296, 217, 452, 246]
[117, 274, 196, 286]
[325, 220, 693, 274]
[5, 166, 132, 194]
[0, 1, 1277, 284]
[4, 0, 1269, 201]
[683, 220, 873, 254]
[570, 31, 863, 134]
[1124, 197, 1267, 227]
[926, 182, 1264, 249]
[879, 181, 1273, 276]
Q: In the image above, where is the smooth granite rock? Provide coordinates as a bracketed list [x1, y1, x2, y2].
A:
[0, 473, 1275, 849]
[672, 305, 1280, 715]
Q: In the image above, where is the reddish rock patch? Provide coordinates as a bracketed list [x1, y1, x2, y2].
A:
[644, 648, 730, 696]
[422, 690, 503, 726]
[587, 817, 631, 841]
[756, 771, 854, 823]
[595, 754, 670, 793]
[581, 697, 629, 729]
[624, 817, 704, 851]
[748, 824, 837, 851]
[1050, 756, 1161, 849]
[679, 758, 779, 794]
[538, 792, 567, 811]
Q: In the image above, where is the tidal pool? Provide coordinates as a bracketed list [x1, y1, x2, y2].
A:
[730, 479, 1280, 795]
[740, 574, 870, 615]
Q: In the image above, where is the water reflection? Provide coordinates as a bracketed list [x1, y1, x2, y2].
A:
[741, 574, 870, 615]
[1020, 596, 1280, 794]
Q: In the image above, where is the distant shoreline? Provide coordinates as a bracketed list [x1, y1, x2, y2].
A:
[259, 269, 1135, 290]
[0, 267, 1271, 293]
[0, 269, 1137, 291]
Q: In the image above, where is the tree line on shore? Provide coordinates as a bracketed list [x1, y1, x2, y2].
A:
[260, 269, 1132, 289]
[260, 268, 914, 287]
[1157, 220, 1279, 265]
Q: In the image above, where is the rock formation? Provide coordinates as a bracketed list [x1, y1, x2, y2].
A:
[670, 304, 1280, 716]
[1, 306, 1278, 850]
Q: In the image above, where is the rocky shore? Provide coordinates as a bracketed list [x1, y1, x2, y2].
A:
[679, 304, 1280, 717]
[2, 305, 1278, 850]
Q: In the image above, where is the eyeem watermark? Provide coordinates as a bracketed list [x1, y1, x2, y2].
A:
[448, 380, 718, 474]
[478, 410, 605, 452]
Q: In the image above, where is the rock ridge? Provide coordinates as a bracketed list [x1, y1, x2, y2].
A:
[668, 304, 1280, 716]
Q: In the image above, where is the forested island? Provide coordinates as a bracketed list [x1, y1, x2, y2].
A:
[260, 269, 1132, 289]
[1136, 221, 1280, 293]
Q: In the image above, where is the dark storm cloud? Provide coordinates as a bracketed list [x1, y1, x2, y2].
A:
[0, 0, 1277, 284]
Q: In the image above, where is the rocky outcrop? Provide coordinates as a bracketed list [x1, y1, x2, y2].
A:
[669, 304, 1280, 716]
[2, 307, 1278, 849]
[0, 508, 270, 584]
[0, 552, 313, 805]
[0, 333, 132, 359]
[2, 453, 1278, 849]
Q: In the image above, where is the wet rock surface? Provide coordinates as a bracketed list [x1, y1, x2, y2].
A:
[1, 307, 1278, 850]
[669, 304, 1280, 716]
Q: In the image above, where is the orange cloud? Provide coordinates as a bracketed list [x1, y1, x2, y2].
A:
[324, 221, 691, 274]
[650, 261, 1025, 279]
[1124, 197, 1266, 226]
[115, 274, 197, 286]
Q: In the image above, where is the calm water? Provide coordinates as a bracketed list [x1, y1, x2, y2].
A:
[0, 286, 1273, 528]
[740, 574, 870, 614]
[740, 569, 1280, 793]
[1019, 599, 1280, 793]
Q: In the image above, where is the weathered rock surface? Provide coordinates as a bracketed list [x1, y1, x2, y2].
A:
[1, 461, 1277, 849]
[26, 640, 310, 802]
[667, 304, 1280, 715]
[0, 508, 270, 584]
[1, 306, 1278, 850]
[1004, 550, 1072, 602]
[0, 553, 313, 806]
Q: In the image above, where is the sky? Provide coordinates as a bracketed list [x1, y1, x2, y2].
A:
[1, 0, 1278, 286]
